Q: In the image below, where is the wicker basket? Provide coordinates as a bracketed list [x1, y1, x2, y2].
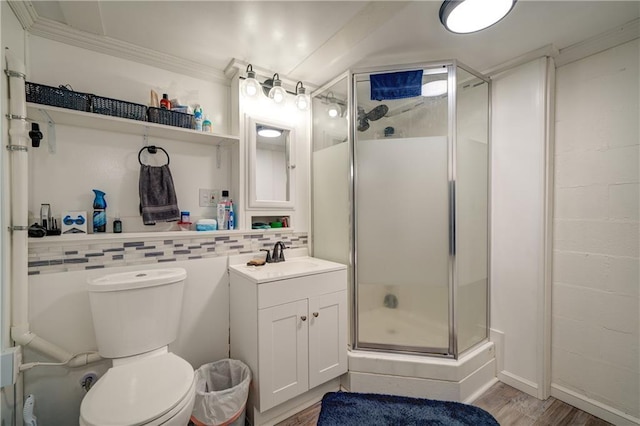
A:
[148, 107, 194, 129]
[92, 95, 147, 121]
[25, 82, 91, 112]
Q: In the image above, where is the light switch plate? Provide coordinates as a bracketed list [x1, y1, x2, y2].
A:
[199, 189, 219, 207]
[1, 346, 21, 388]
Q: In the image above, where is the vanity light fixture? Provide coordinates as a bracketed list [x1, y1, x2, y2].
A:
[294, 81, 310, 111]
[439, 0, 517, 34]
[268, 73, 287, 105]
[241, 64, 261, 98]
[257, 126, 282, 138]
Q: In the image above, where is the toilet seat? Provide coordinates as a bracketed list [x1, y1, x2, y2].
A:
[80, 352, 194, 426]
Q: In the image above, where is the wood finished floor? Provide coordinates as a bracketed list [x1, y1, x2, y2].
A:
[275, 382, 612, 426]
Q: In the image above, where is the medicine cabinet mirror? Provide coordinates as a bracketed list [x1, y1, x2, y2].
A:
[248, 116, 295, 209]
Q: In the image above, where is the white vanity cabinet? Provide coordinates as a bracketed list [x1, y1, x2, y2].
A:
[229, 257, 347, 416]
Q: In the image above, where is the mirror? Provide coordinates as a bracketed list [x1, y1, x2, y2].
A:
[248, 116, 295, 209]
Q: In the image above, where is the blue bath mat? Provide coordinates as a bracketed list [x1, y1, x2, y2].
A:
[317, 392, 499, 425]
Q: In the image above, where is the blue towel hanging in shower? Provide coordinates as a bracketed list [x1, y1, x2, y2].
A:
[370, 70, 423, 101]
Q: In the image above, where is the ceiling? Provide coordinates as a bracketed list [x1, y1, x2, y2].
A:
[17, 1, 640, 86]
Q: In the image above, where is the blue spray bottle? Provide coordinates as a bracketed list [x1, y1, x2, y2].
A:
[92, 189, 107, 233]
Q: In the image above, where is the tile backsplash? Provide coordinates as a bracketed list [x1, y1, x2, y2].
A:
[28, 231, 308, 275]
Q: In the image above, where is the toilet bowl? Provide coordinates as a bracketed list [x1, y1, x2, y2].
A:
[80, 351, 195, 426]
[80, 268, 195, 425]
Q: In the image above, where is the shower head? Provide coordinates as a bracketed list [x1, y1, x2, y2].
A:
[366, 104, 388, 121]
[357, 105, 389, 132]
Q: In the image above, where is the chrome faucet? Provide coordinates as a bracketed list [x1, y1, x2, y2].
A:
[271, 241, 288, 263]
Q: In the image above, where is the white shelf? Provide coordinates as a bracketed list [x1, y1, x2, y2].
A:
[27, 102, 239, 146]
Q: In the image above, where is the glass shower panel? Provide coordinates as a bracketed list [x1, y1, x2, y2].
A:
[455, 67, 489, 353]
[312, 76, 350, 266]
[354, 68, 450, 353]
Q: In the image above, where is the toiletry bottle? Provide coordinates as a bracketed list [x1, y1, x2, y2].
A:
[113, 214, 122, 234]
[228, 200, 234, 230]
[92, 189, 107, 233]
[160, 94, 171, 110]
[217, 190, 229, 230]
[194, 106, 203, 131]
[202, 115, 212, 132]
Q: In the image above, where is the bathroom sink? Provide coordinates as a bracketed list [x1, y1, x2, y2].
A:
[229, 256, 346, 284]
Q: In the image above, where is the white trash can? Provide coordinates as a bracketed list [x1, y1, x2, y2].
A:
[190, 359, 251, 426]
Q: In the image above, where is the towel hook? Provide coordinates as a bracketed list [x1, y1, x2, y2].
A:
[138, 145, 170, 166]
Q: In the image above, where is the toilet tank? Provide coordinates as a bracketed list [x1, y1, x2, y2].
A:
[87, 268, 187, 358]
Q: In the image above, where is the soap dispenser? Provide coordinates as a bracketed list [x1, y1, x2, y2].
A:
[92, 189, 107, 233]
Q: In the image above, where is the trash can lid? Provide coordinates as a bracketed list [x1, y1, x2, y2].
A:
[80, 352, 194, 426]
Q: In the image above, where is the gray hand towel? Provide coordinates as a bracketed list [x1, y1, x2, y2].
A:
[139, 164, 180, 225]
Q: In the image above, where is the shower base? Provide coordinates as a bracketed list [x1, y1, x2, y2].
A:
[345, 341, 497, 403]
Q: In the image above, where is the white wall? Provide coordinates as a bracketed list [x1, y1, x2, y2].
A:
[25, 37, 235, 233]
[24, 257, 229, 423]
[28, 36, 229, 134]
[491, 57, 551, 396]
[552, 39, 639, 422]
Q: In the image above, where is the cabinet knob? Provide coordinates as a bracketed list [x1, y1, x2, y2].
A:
[313, 312, 319, 317]
[301, 316, 307, 321]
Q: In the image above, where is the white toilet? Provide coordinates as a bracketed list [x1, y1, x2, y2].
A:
[80, 268, 196, 426]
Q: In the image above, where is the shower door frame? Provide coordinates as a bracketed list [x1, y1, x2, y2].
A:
[349, 60, 491, 359]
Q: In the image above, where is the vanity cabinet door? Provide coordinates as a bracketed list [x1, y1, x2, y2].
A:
[258, 299, 309, 411]
[308, 290, 348, 388]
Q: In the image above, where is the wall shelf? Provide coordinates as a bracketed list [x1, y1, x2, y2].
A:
[27, 102, 239, 146]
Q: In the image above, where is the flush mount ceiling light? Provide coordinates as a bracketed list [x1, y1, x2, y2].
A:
[240, 64, 261, 98]
[257, 126, 282, 138]
[422, 80, 448, 97]
[294, 81, 310, 111]
[440, 0, 517, 34]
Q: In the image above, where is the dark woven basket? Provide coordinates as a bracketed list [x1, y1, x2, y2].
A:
[92, 95, 147, 121]
[25, 82, 91, 112]
[148, 107, 194, 129]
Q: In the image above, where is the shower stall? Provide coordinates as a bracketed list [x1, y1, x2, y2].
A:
[312, 61, 491, 367]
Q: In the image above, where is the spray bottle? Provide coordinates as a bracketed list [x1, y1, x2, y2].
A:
[194, 106, 203, 131]
[92, 189, 107, 233]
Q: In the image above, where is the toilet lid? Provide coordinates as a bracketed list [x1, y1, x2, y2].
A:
[80, 353, 194, 426]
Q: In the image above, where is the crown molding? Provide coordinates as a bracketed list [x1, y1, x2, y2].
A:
[24, 15, 228, 84]
[482, 44, 559, 77]
[7, 1, 38, 30]
[555, 18, 639, 67]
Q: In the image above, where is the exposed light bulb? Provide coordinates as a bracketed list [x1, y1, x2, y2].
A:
[241, 65, 261, 98]
[266, 74, 286, 105]
[294, 82, 310, 111]
[270, 86, 286, 104]
[327, 102, 342, 118]
[295, 94, 309, 111]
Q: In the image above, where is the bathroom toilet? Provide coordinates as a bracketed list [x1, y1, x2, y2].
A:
[80, 268, 196, 426]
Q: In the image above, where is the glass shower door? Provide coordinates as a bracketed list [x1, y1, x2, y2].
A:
[354, 66, 452, 354]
